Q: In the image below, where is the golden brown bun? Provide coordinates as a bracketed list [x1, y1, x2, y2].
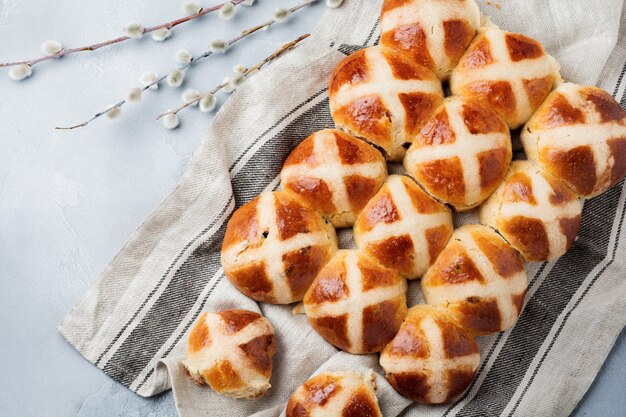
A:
[450, 24, 561, 129]
[182, 310, 275, 399]
[479, 160, 582, 262]
[422, 224, 527, 335]
[329, 46, 444, 161]
[353, 175, 453, 279]
[380, 305, 480, 404]
[303, 249, 408, 354]
[522, 82, 626, 198]
[221, 191, 338, 304]
[286, 371, 382, 417]
[281, 129, 387, 228]
[380, 0, 481, 80]
[404, 96, 512, 210]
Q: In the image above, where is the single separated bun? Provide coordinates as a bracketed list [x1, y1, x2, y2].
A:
[182, 309, 275, 399]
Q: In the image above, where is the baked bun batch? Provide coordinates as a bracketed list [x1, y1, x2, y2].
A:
[183, 0, 626, 411]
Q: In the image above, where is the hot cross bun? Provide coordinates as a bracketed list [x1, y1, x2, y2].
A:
[380, 305, 480, 404]
[329, 45, 444, 161]
[353, 175, 453, 279]
[479, 160, 582, 262]
[422, 224, 527, 335]
[221, 191, 338, 304]
[450, 24, 561, 129]
[380, 0, 481, 80]
[182, 309, 275, 399]
[303, 249, 408, 354]
[281, 129, 387, 227]
[522, 82, 626, 198]
[286, 371, 382, 417]
[404, 96, 512, 210]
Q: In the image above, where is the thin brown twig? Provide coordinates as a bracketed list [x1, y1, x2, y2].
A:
[55, 1, 316, 130]
[155, 33, 310, 121]
[0, 0, 247, 69]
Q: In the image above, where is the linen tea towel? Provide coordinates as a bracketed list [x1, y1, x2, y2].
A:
[60, 0, 626, 416]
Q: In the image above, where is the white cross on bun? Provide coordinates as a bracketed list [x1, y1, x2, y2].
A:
[380, 305, 480, 404]
[380, 0, 481, 80]
[450, 24, 562, 129]
[404, 96, 512, 210]
[329, 45, 444, 161]
[303, 249, 408, 354]
[422, 224, 527, 335]
[182, 309, 275, 399]
[221, 191, 338, 304]
[522, 82, 626, 198]
[286, 371, 382, 417]
[479, 160, 582, 262]
[353, 175, 453, 280]
[281, 129, 387, 228]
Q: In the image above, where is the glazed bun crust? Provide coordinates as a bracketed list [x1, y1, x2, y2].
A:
[522, 82, 626, 198]
[286, 371, 382, 417]
[422, 224, 527, 335]
[182, 310, 276, 399]
[221, 191, 338, 304]
[404, 96, 512, 210]
[353, 175, 453, 279]
[380, 305, 480, 404]
[381, 0, 481, 80]
[329, 46, 444, 161]
[479, 160, 582, 262]
[281, 129, 387, 227]
[304, 250, 408, 354]
[450, 25, 561, 129]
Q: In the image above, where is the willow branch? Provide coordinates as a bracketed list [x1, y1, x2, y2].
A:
[156, 34, 310, 120]
[0, 0, 247, 69]
[55, 0, 316, 130]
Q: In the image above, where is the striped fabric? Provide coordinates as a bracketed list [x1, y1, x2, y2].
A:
[59, 1, 626, 416]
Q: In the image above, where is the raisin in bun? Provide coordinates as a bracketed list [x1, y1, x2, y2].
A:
[353, 175, 453, 279]
[381, 0, 481, 80]
[404, 96, 512, 210]
[522, 82, 626, 198]
[303, 249, 408, 354]
[479, 160, 582, 262]
[380, 305, 480, 404]
[281, 129, 387, 228]
[221, 191, 338, 304]
[286, 371, 382, 417]
[422, 224, 527, 335]
[329, 46, 444, 161]
[182, 310, 275, 399]
[450, 24, 561, 129]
